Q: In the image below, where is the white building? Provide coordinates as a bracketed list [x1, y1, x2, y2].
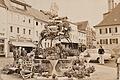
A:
[0, 0, 50, 57]
[42, 21, 80, 50]
[61, 23, 79, 49]
[76, 21, 95, 49]
[0, 1, 7, 57]
[94, 0, 120, 50]
[78, 30, 86, 46]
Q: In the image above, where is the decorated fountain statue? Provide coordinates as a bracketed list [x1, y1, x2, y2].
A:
[34, 16, 96, 80]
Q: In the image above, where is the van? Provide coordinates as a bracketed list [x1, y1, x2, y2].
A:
[82, 49, 112, 61]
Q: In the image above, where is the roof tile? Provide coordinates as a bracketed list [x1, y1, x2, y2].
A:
[95, 3, 120, 27]
[0, 0, 6, 7]
[76, 21, 88, 31]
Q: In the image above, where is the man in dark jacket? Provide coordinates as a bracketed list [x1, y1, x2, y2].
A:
[98, 46, 105, 64]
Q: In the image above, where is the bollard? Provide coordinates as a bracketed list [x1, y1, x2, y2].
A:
[117, 63, 119, 79]
[117, 57, 120, 80]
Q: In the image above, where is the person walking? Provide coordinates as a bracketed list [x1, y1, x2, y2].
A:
[98, 46, 105, 64]
[13, 47, 18, 62]
[116, 54, 120, 80]
[21, 48, 27, 57]
[18, 47, 21, 58]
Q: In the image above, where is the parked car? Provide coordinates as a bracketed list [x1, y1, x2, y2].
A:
[81, 49, 112, 61]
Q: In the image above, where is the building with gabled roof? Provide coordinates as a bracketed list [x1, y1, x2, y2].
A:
[0, 0, 51, 57]
[76, 21, 88, 31]
[76, 21, 95, 49]
[96, 3, 120, 27]
[94, 1, 120, 50]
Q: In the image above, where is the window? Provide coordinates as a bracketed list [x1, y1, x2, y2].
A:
[48, 43, 49, 47]
[17, 27, 19, 33]
[109, 28, 111, 33]
[23, 20, 25, 22]
[109, 38, 118, 44]
[65, 44, 67, 48]
[99, 29, 107, 34]
[110, 39, 112, 44]
[99, 29, 102, 34]
[106, 39, 108, 44]
[36, 31, 38, 36]
[45, 42, 46, 48]
[100, 39, 108, 44]
[105, 28, 108, 33]
[100, 39, 102, 44]
[36, 22, 38, 26]
[10, 26, 13, 32]
[116, 38, 118, 44]
[109, 27, 117, 33]
[115, 27, 117, 33]
[29, 19, 31, 23]
[23, 28, 25, 34]
[29, 30, 31, 35]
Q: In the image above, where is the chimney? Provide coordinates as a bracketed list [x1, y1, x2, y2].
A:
[108, 0, 114, 12]
[108, 0, 112, 11]
[112, 0, 114, 9]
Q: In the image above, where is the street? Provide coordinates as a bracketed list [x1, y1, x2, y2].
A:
[0, 57, 118, 80]
[91, 59, 116, 68]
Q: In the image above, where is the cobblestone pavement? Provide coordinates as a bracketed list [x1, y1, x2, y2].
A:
[0, 57, 14, 69]
[0, 57, 118, 80]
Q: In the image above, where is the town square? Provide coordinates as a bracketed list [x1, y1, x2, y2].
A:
[0, 0, 120, 80]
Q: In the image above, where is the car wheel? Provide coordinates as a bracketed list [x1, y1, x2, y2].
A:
[97, 57, 100, 63]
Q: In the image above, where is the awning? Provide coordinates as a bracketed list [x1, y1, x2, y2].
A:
[11, 42, 36, 47]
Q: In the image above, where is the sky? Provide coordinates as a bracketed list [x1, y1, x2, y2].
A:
[25, 0, 120, 26]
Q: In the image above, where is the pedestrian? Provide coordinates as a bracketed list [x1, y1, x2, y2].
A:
[13, 47, 18, 62]
[98, 46, 105, 64]
[21, 48, 27, 57]
[18, 47, 21, 58]
[84, 51, 91, 65]
[116, 54, 120, 80]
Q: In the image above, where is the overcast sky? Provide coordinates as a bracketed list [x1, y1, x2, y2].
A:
[25, 0, 120, 26]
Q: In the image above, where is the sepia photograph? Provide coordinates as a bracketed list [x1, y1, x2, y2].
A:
[0, 0, 119, 80]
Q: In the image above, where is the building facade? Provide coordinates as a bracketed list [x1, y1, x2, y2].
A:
[0, 3, 7, 57]
[42, 21, 80, 50]
[0, 0, 49, 57]
[61, 23, 79, 49]
[94, 1, 120, 50]
[76, 21, 95, 49]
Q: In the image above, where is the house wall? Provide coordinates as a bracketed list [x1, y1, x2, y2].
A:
[95, 25, 120, 50]
[0, 7, 8, 57]
[78, 31, 86, 45]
